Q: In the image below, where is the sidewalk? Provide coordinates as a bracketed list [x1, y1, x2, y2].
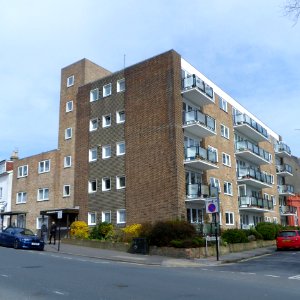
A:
[44, 242, 277, 267]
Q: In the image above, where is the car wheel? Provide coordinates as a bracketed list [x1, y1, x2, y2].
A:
[39, 246, 44, 251]
[14, 239, 20, 249]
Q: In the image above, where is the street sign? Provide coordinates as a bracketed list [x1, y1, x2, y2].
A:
[57, 210, 63, 219]
[205, 198, 219, 214]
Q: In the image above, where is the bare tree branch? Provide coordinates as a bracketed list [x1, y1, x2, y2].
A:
[284, 0, 300, 24]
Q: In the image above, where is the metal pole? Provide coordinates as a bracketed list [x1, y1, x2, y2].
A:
[215, 213, 219, 261]
[58, 224, 61, 252]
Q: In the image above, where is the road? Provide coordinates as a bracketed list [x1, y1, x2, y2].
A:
[0, 247, 299, 299]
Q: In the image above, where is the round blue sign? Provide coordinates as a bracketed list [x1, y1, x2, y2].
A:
[208, 203, 216, 213]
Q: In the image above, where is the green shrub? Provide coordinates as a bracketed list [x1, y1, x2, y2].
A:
[221, 229, 248, 244]
[255, 222, 278, 240]
[149, 220, 196, 247]
[121, 224, 142, 242]
[70, 221, 89, 239]
[170, 236, 205, 248]
[89, 222, 114, 240]
[243, 228, 263, 240]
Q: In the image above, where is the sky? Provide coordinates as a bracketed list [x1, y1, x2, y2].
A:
[0, 0, 300, 160]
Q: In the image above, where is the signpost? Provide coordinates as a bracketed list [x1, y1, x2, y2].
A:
[57, 211, 62, 252]
[205, 197, 220, 261]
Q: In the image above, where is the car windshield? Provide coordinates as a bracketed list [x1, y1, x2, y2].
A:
[20, 229, 35, 236]
[278, 231, 296, 237]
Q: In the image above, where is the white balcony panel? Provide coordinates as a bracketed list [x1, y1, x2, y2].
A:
[234, 123, 268, 142]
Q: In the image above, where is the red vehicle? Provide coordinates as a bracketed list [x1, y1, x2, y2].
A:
[276, 230, 300, 250]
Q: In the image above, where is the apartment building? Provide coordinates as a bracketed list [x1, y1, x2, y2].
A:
[10, 50, 298, 232]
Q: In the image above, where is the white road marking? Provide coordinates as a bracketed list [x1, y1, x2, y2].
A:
[288, 275, 300, 280]
[0, 274, 9, 277]
[53, 290, 65, 295]
[265, 275, 280, 278]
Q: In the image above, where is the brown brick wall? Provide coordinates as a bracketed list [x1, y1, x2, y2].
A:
[124, 50, 186, 224]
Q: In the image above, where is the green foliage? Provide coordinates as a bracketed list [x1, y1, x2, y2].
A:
[170, 236, 205, 248]
[121, 224, 142, 242]
[89, 222, 114, 240]
[243, 228, 263, 240]
[255, 222, 279, 240]
[148, 220, 196, 247]
[70, 221, 89, 239]
[221, 229, 249, 244]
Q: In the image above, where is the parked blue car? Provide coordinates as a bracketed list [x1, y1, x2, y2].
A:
[0, 227, 44, 251]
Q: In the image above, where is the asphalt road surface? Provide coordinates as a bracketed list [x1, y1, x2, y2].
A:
[0, 247, 299, 299]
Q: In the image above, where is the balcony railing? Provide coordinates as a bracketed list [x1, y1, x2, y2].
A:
[235, 140, 271, 163]
[186, 183, 218, 199]
[239, 196, 274, 210]
[182, 75, 213, 98]
[280, 205, 297, 215]
[278, 184, 295, 195]
[237, 167, 273, 185]
[233, 113, 268, 139]
[276, 164, 293, 174]
[185, 146, 217, 164]
[183, 110, 216, 132]
[274, 142, 291, 156]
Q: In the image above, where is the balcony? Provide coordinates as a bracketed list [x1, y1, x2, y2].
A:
[186, 183, 218, 202]
[233, 113, 268, 142]
[182, 110, 216, 138]
[235, 141, 271, 165]
[184, 146, 218, 170]
[278, 184, 295, 196]
[274, 142, 291, 158]
[236, 167, 273, 189]
[239, 196, 274, 212]
[280, 205, 297, 216]
[182, 75, 214, 107]
[276, 164, 293, 177]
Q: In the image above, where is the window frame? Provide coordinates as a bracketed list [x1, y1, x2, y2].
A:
[117, 209, 126, 224]
[65, 127, 72, 140]
[102, 211, 111, 223]
[37, 188, 49, 201]
[220, 124, 230, 139]
[89, 118, 99, 131]
[116, 141, 125, 156]
[116, 176, 126, 189]
[66, 100, 73, 112]
[116, 110, 125, 124]
[103, 83, 112, 97]
[90, 88, 99, 102]
[117, 79, 125, 92]
[89, 148, 98, 162]
[224, 181, 233, 196]
[88, 179, 97, 193]
[67, 75, 74, 87]
[64, 156, 72, 168]
[222, 152, 231, 167]
[219, 97, 228, 112]
[88, 212, 97, 226]
[16, 192, 27, 204]
[225, 212, 234, 225]
[63, 185, 71, 197]
[102, 114, 111, 128]
[102, 177, 111, 191]
[18, 165, 28, 178]
[38, 160, 50, 174]
[102, 145, 111, 159]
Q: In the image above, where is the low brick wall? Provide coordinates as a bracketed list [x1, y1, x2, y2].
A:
[62, 238, 276, 259]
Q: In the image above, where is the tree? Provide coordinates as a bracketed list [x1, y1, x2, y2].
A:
[284, 0, 300, 24]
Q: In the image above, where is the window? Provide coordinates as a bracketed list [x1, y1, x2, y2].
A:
[38, 188, 49, 201]
[225, 212, 234, 225]
[88, 179, 97, 193]
[219, 97, 228, 112]
[102, 211, 111, 223]
[16, 192, 27, 204]
[270, 174, 274, 184]
[208, 145, 218, 162]
[117, 209, 126, 224]
[116, 110, 125, 123]
[103, 83, 112, 97]
[36, 216, 48, 230]
[210, 177, 221, 193]
[117, 79, 125, 92]
[67, 75, 74, 87]
[88, 212, 97, 225]
[221, 124, 230, 139]
[90, 88, 99, 102]
[90, 118, 98, 131]
[89, 148, 98, 162]
[38, 160, 50, 173]
[102, 114, 111, 127]
[222, 153, 231, 167]
[66, 101, 73, 112]
[18, 165, 28, 178]
[64, 156, 72, 168]
[102, 177, 111, 191]
[116, 142, 125, 156]
[102, 145, 111, 159]
[63, 185, 70, 197]
[224, 182, 233, 195]
[271, 195, 276, 206]
[116, 176, 126, 189]
[65, 127, 72, 139]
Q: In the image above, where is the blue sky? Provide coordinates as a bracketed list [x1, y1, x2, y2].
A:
[1, 0, 299, 159]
